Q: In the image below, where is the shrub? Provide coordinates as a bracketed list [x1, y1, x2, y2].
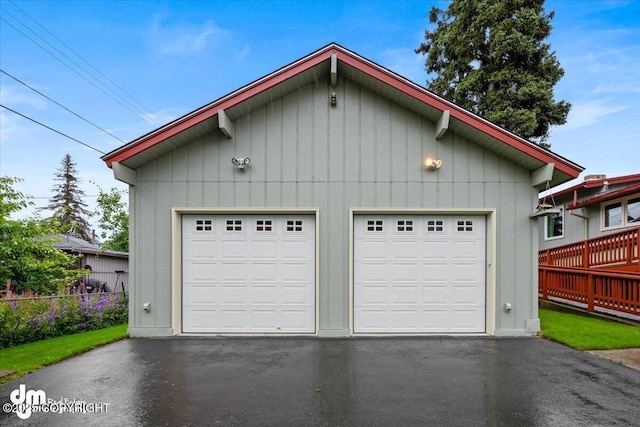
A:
[0, 293, 128, 348]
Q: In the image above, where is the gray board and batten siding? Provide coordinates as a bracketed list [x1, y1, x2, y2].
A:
[103, 44, 582, 336]
[129, 76, 538, 337]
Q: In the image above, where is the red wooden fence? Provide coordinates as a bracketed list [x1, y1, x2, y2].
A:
[539, 227, 640, 317]
[539, 227, 640, 271]
[539, 266, 640, 317]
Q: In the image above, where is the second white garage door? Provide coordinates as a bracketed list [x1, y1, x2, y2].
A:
[182, 215, 316, 334]
[354, 215, 486, 333]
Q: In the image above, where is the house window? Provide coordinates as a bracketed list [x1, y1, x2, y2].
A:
[602, 196, 640, 229]
[604, 202, 622, 228]
[545, 207, 564, 240]
[627, 197, 640, 224]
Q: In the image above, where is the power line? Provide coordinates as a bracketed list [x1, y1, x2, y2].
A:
[0, 68, 126, 144]
[7, 0, 161, 125]
[0, 10, 162, 126]
[30, 195, 102, 199]
[0, 104, 106, 154]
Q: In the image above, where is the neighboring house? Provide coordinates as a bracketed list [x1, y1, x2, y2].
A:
[537, 174, 640, 320]
[101, 43, 583, 338]
[55, 234, 129, 292]
[539, 173, 640, 251]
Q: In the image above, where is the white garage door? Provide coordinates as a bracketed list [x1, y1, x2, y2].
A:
[354, 215, 486, 333]
[182, 215, 316, 334]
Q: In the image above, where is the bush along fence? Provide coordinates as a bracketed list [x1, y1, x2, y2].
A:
[0, 292, 128, 348]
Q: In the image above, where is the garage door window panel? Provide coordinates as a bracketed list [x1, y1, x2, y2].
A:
[286, 220, 304, 233]
[366, 220, 384, 232]
[195, 219, 213, 232]
[426, 219, 445, 233]
[396, 219, 414, 233]
[225, 219, 243, 232]
[256, 219, 274, 232]
[456, 220, 474, 233]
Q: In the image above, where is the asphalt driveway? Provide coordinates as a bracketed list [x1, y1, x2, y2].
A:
[1, 337, 639, 426]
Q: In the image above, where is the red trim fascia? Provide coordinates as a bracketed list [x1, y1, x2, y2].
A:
[546, 173, 640, 200]
[568, 182, 640, 209]
[334, 50, 582, 178]
[607, 174, 640, 185]
[103, 46, 338, 167]
[104, 43, 583, 178]
[546, 182, 597, 201]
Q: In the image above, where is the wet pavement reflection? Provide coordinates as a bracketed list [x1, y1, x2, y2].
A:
[1, 337, 639, 426]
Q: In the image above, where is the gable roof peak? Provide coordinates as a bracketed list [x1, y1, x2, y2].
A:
[102, 43, 582, 186]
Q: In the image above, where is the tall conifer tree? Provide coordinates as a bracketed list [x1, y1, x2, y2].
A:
[45, 154, 93, 242]
[416, 0, 570, 147]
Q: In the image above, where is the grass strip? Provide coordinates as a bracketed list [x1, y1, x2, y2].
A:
[539, 307, 640, 350]
[0, 324, 128, 385]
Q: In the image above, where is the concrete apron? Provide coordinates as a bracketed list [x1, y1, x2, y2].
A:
[590, 348, 640, 371]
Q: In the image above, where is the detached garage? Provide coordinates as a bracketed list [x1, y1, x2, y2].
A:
[102, 43, 583, 337]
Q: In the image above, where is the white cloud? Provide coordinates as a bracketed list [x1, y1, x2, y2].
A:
[592, 81, 640, 95]
[148, 14, 229, 56]
[238, 44, 251, 60]
[379, 47, 426, 86]
[97, 107, 182, 150]
[560, 100, 628, 131]
[0, 85, 48, 110]
[0, 85, 50, 147]
[139, 107, 181, 125]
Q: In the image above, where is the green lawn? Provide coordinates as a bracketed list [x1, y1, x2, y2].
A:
[0, 324, 128, 385]
[539, 306, 640, 350]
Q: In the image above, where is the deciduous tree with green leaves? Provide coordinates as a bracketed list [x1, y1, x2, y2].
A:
[45, 154, 94, 242]
[416, 0, 570, 147]
[0, 177, 82, 294]
[95, 187, 128, 252]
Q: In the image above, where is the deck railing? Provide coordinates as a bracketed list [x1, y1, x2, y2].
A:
[539, 226, 640, 271]
[539, 265, 640, 317]
[538, 227, 640, 317]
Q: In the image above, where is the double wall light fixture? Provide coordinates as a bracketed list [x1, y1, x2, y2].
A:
[424, 158, 443, 170]
[232, 157, 251, 170]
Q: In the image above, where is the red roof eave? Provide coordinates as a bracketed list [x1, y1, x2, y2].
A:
[546, 173, 640, 201]
[568, 182, 640, 209]
[335, 49, 582, 179]
[102, 43, 583, 179]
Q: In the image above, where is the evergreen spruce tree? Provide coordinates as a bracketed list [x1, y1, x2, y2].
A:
[45, 154, 94, 242]
[416, 0, 570, 147]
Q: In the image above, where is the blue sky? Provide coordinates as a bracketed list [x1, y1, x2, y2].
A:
[1, 0, 639, 220]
